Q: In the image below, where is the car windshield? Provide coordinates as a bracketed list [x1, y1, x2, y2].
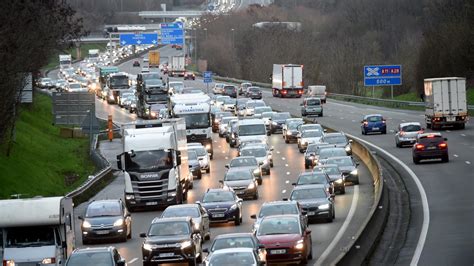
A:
[203, 191, 235, 203]
[5, 226, 56, 247]
[189, 147, 207, 156]
[367, 116, 383, 122]
[258, 217, 300, 235]
[259, 204, 298, 218]
[402, 124, 422, 132]
[321, 166, 340, 175]
[143, 73, 161, 80]
[302, 131, 323, 138]
[241, 148, 267, 157]
[86, 202, 121, 217]
[239, 125, 266, 136]
[326, 157, 353, 166]
[324, 135, 347, 144]
[124, 150, 173, 172]
[319, 148, 347, 159]
[291, 188, 327, 200]
[162, 207, 200, 218]
[146, 93, 168, 102]
[230, 158, 258, 167]
[224, 98, 237, 105]
[145, 79, 163, 87]
[225, 171, 253, 181]
[149, 221, 190, 236]
[224, 86, 236, 91]
[70, 83, 81, 89]
[306, 99, 321, 105]
[66, 252, 113, 266]
[297, 173, 327, 185]
[170, 83, 184, 90]
[110, 76, 128, 86]
[211, 237, 255, 251]
[188, 150, 198, 160]
[255, 107, 272, 114]
[216, 97, 230, 103]
[177, 113, 210, 129]
[209, 252, 256, 265]
[288, 121, 303, 130]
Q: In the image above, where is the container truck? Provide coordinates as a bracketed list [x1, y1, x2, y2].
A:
[0, 197, 75, 265]
[59, 54, 72, 69]
[105, 72, 131, 104]
[272, 64, 304, 98]
[136, 72, 167, 119]
[169, 94, 214, 159]
[169, 56, 186, 77]
[149, 51, 160, 68]
[116, 119, 192, 211]
[424, 77, 468, 129]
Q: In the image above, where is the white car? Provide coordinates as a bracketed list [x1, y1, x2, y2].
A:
[219, 117, 237, 137]
[188, 144, 211, 173]
[141, 66, 150, 73]
[297, 129, 324, 153]
[213, 83, 226, 94]
[245, 100, 266, 116]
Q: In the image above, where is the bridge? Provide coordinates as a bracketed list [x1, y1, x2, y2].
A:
[138, 10, 205, 19]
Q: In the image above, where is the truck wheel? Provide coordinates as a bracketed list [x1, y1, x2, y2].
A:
[206, 167, 210, 173]
[459, 123, 465, 129]
[426, 123, 431, 129]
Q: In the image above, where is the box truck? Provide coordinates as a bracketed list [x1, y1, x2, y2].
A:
[424, 77, 468, 129]
[169, 56, 186, 77]
[149, 51, 160, 68]
[59, 54, 72, 69]
[272, 64, 304, 98]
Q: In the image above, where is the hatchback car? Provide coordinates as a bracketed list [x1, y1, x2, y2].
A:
[199, 188, 243, 225]
[256, 215, 313, 264]
[222, 98, 237, 112]
[246, 86, 263, 99]
[184, 71, 196, 80]
[161, 204, 210, 241]
[188, 150, 202, 181]
[79, 199, 132, 244]
[219, 116, 237, 137]
[133, 60, 140, 67]
[203, 248, 263, 266]
[290, 184, 335, 222]
[65, 247, 126, 266]
[239, 82, 253, 95]
[395, 122, 424, 147]
[412, 133, 449, 164]
[250, 200, 307, 233]
[321, 132, 353, 155]
[204, 233, 266, 263]
[361, 114, 387, 134]
[221, 169, 259, 200]
[284, 119, 304, 143]
[297, 129, 324, 153]
[223, 85, 238, 98]
[301, 97, 323, 116]
[244, 100, 266, 116]
[269, 112, 292, 134]
[253, 106, 273, 118]
[240, 146, 271, 175]
[213, 83, 226, 94]
[317, 147, 348, 165]
[314, 164, 346, 194]
[325, 156, 359, 184]
[226, 156, 262, 184]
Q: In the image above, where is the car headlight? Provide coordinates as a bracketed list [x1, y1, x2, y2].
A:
[125, 194, 135, 200]
[272, 121, 277, 125]
[319, 203, 330, 210]
[130, 103, 136, 108]
[268, 154, 272, 160]
[3, 260, 15, 266]
[230, 204, 238, 210]
[113, 218, 124, 227]
[345, 145, 351, 152]
[41, 258, 56, 264]
[150, 111, 157, 117]
[205, 144, 212, 152]
[248, 182, 256, 189]
[253, 168, 261, 175]
[193, 222, 200, 231]
[143, 243, 154, 251]
[109, 94, 114, 99]
[287, 130, 292, 135]
[309, 156, 315, 161]
[81, 219, 92, 228]
[181, 240, 193, 249]
[351, 169, 358, 175]
[263, 159, 268, 165]
[294, 239, 304, 250]
[335, 178, 344, 184]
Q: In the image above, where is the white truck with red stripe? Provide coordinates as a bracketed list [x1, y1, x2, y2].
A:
[272, 64, 304, 98]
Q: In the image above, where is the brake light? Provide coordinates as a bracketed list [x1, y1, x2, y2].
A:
[427, 134, 436, 138]
[382, 120, 386, 124]
[282, 90, 287, 94]
[325, 91, 327, 96]
[415, 144, 424, 150]
[399, 131, 405, 136]
[363, 121, 368, 125]
[438, 142, 447, 149]
[298, 90, 303, 94]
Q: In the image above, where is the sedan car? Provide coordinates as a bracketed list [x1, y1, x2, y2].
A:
[203, 248, 263, 266]
[253, 106, 273, 119]
[226, 156, 262, 185]
[79, 199, 132, 244]
[204, 233, 266, 263]
[212, 111, 233, 132]
[240, 146, 271, 175]
[221, 169, 259, 200]
[199, 188, 243, 225]
[297, 129, 324, 153]
[284, 119, 304, 143]
[223, 85, 238, 98]
[304, 143, 334, 169]
[246, 86, 263, 99]
[269, 112, 292, 134]
[290, 184, 335, 222]
[412, 133, 449, 164]
[213, 83, 226, 94]
[256, 215, 313, 264]
[140, 217, 203, 266]
[395, 122, 424, 147]
[65, 247, 126, 266]
[317, 147, 348, 165]
[314, 164, 346, 194]
[321, 132, 353, 155]
[325, 156, 359, 185]
[161, 204, 210, 241]
[361, 114, 387, 134]
[245, 100, 266, 116]
[222, 98, 237, 112]
[292, 171, 335, 197]
[239, 82, 252, 95]
[301, 97, 323, 116]
[184, 71, 196, 80]
[37, 77, 54, 89]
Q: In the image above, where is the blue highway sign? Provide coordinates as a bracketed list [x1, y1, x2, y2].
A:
[120, 33, 158, 46]
[160, 22, 184, 45]
[364, 65, 402, 86]
[203, 71, 212, 83]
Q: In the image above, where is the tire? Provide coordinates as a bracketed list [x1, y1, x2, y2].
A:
[396, 140, 401, 148]
[299, 148, 304, 153]
[459, 123, 465, 129]
[188, 256, 197, 266]
[266, 168, 271, 175]
[127, 224, 132, 239]
[362, 129, 366, 135]
[257, 179, 262, 185]
[413, 156, 420, 164]
[382, 129, 387, 134]
[206, 168, 210, 174]
[120, 231, 128, 242]
[320, 112, 323, 117]
[353, 178, 359, 185]
[340, 187, 346, 194]
[82, 238, 90, 245]
[270, 162, 274, 168]
[308, 244, 313, 260]
[189, 181, 194, 189]
[234, 212, 241, 225]
[442, 154, 449, 163]
[285, 138, 289, 144]
[254, 192, 259, 200]
[210, 154, 213, 160]
[198, 172, 202, 179]
[426, 122, 432, 129]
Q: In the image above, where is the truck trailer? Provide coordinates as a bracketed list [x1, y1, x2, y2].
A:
[59, 54, 72, 69]
[117, 119, 192, 211]
[272, 64, 304, 98]
[169, 56, 186, 77]
[149, 51, 160, 68]
[424, 77, 468, 129]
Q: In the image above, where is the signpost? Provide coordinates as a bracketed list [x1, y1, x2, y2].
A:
[203, 71, 212, 94]
[160, 22, 184, 45]
[364, 65, 402, 98]
[119, 32, 158, 46]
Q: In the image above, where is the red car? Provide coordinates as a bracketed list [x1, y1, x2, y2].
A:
[255, 214, 313, 264]
[184, 71, 196, 80]
[412, 132, 449, 164]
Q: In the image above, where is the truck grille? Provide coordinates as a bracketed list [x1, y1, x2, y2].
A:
[132, 179, 168, 199]
[187, 134, 208, 142]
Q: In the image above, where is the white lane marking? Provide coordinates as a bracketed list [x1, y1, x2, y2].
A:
[389, 130, 395, 133]
[222, 151, 225, 153]
[285, 164, 289, 167]
[282, 157, 286, 160]
[453, 154, 459, 158]
[214, 140, 218, 143]
[466, 161, 471, 165]
[218, 145, 221, 148]
[351, 120, 356, 122]
[282, 189, 286, 194]
[225, 157, 228, 160]
[340, 117, 344, 120]
[402, 119, 406, 122]
[285, 180, 290, 184]
[286, 172, 290, 175]
[276, 151, 281, 154]
[317, 186, 359, 265]
[461, 134, 466, 137]
[446, 130, 451, 133]
[128, 258, 138, 264]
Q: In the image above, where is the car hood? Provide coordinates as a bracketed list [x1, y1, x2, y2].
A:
[257, 234, 302, 246]
[202, 201, 235, 209]
[302, 137, 322, 143]
[225, 180, 253, 187]
[146, 235, 190, 245]
[4, 245, 56, 262]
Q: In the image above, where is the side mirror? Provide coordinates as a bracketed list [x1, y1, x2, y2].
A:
[225, 164, 230, 169]
[116, 154, 122, 170]
[282, 198, 288, 201]
[176, 150, 182, 165]
[78, 216, 83, 220]
[237, 198, 243, 203]
[324, 129, 327, 133]
[291, 182, 297, 186]
[62, 241, 67, 248]
[117, 259, 126, 266]
[139, 232, 147, 238]
[306, 229, 312, 234]
[250, 214, 257, 219]
[218, 180, 223, 184]
[349, 139, 353, 143]
[203, 248, 209, 253]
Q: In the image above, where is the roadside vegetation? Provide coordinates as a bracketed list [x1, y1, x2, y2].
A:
[44, 43, 107, 70]
[0, 94, 95, 199]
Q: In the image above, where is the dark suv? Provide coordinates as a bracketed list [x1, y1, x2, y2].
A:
[141, 217, 203, 266]
[412, 133, 449, 164]
[223, 85, 238, 98]
[65, 247, 126, 266]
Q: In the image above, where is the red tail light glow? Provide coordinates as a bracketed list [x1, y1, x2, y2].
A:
[282, 90, 287, 94]
[363, 121, 368, 125]
[415, 144, 424, 150]
[400, 131, 406, 136]
[438, 142, 447, 149]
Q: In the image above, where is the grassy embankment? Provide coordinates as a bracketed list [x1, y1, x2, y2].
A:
[0, 94, 95, 199]
[43, 43, 107, 70]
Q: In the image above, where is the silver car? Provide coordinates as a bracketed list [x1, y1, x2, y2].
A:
[395, 122, 424, 148]
[160, 204, 211, 241]
[240, 146, 271, 175]
[188, 144, 211, 173]
[297, 129, 324, 153]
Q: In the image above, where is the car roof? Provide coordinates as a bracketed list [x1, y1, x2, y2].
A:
[214, 232, 255, 240]
[239, 119, 264, 125]
[263, 200, 298, 206]
[164, 203, 200, 210]
[314, 164, 339, 168]
[326, 155, 352, 160]
[262, 214, 301, 220]
[364, 114, 383, 118]
[324, 132, 345, 137]
[211, 247, 256, 254]
[231, 156, 257, 161]
[151, 216, 192, 224]
[292, 184, 327, 190]
[227, 168, 253, 174]
[207, 187, 235, 193]
[302, 129, 323, 134]
[399, 122, 422, 127]
[72, 246, 115, 254]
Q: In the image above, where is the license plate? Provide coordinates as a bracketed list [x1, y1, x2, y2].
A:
[95, 230, 109, 235]
[372, 127, 379, 130]
[427, 146, 436, 150]
[159, 252, 174, 257]
[270, 249, 286, 254]
[447, 116, 455, 122]
[146, 201, 158, 206]
[213, 213, 225, 218]
[308, 212, 316, 215]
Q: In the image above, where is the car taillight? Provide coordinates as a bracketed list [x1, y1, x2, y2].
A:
[298, 90, 303, 94]
[438, 142, 447, 149]
[363, 121, 368, 125]
[399, 131, 406, 136]
[282, 90, 287, 94]
[415, 144, 424, 150]
[382, 120, 386, 124]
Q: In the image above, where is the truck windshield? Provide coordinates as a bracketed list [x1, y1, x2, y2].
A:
[5, 226, 56, 247]
[239, 125, 266, 136]
[110, 76, 129, 86]
[177, 113, 210, 129]
[146, 93, 168, 103]
[125, 150, 173, 172]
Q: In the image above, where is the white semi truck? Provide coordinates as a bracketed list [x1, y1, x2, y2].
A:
[117, 119, 192, 211]
[424, 77, 468, 129]
[169, 94, 214, 159]
[87, 49, 100, 64]
[0, 197, 75, 265]
[272, 64, 304, 98]
[58, 54, 72, 69]
[169, 56, 186, 77]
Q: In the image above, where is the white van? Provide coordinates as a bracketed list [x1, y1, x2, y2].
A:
[307, 85, 327, 103]
[237, 119, 268, 147]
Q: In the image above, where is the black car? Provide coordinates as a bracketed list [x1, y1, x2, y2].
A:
[292, 171, 335, 197]
[199, 188, 243, 225]
[65, 247, 126, 266]
[133, 60, 140, 67]
[204, 233, 266, 263]
[141, 217, 203, 266]
[223, 85, 238, 98]
[290, 184, 335, 223]
[269, 112, 291, 134]
[325, 156, 359, 185]
[284, 120, 304, 143]
[79, 199, 132, 244]
[188, 150, 201, 181]
[412, 133, 449, 164]
[212, 111, 233, 132]
[314, 164, 346, 194]
[246, 86, 263, 99]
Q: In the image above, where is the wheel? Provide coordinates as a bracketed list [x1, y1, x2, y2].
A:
[197, 248, 203, 263]
[188, 256, 197, 266]
[305, 164, 309, 169]
[82, 238, 90, 245]
[396, 140, 401, 148]
[442, 154, 449, 162]
[254, 192, 259, 200]
[210, 154, 213, 160]
[266, 168, 271, 175]
[308, 243, 313, 260]
[353, 178, 359, 185]
[299, 148, 304, 153]
[340, 187, 346, 194]
[285, 138, 289, 144]
[120, 231, 128, 242]
[302, 111, 306, 116]
[127, 224, 132, 239]
[257, 178, 262, 185]
[413, 156, 420, 164]
[362, 129, 366, 135]
[205, 232, 211, 241]
[320, 112, 323, 117]
[459, 123, 465, 129]
[234, 212, 241, 225]
[382, 129, 387, 134]
[189, 181, 194, 189]
[206, 168, 210, 174]
[197, 172, 202, 179]
[270, 162, 274, 168]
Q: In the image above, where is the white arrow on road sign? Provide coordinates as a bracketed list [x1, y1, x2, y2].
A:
[152, 40, 157, 44]
[121, 41, 126, 45]
[366, 67, 379, 76]
[137, 40, 142, 44]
